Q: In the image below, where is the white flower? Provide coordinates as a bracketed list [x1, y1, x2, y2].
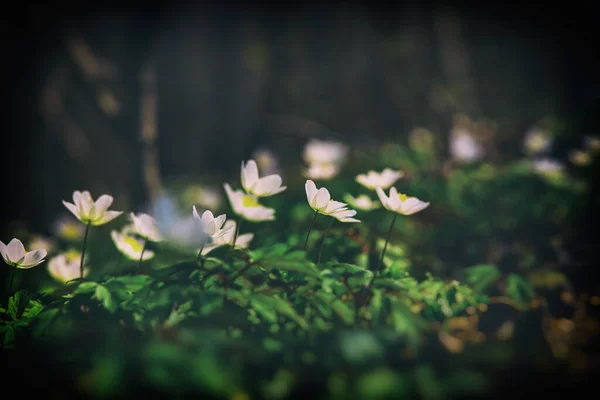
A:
[28, 235, 55, 253]
[130, 212, 163, 242]
[201, 220, 254, 255]
[52, 215, 85, 241]
[305, 180, 360, 222]
[330, 208, 361, 223]
[303, 162, 340, 180]
[303, 139, 349, 166]
[533, 158, 565, 180]
[450, 129, 483, 163]
[343, 193, 381, 211]
[192, 206, 232, 240]
[524, 128, 552, 155]
[568, 150, 591, 166]
[584, 135, 600, 152]
[252, 147, 280, 175]
[241, 159, 286, 197]
[48, 250, 90, 284]
[355, 168, 404, 190]
[62, 190, 123, 226]
[151, 194, 210, 248]
[181, 185, 223, 211]
[0, 238, 47, 269]
[223, 183, 275, 222]
[111, 229, 154, 261]
[375, 186, 430, 216]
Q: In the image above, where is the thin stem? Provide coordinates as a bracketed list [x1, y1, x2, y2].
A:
[138, 239, 148, 270]
[79, 221, 91, 281]
[369, 213, 397, 287]
[232, 220, 242, 249]
[7, 268, 15, 298]
[317, 218, 335, 263]
[197, 243, 206, 268]
[4, 268, 16, 316]
[304, 210, 319, 250]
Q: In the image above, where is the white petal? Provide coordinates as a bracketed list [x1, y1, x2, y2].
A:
[250, 175, 282, 196]
[241, 160, 260, 192]
[6, 238, 26, 263]
[305, 180, 317, 204]
[314, 188, 331, 210]
[213, 214, 227, 231]
[18, 249, 47, 269]
[79, 191, 94, 218]
[401, 199, 430, 215]
[324, 200, 347, 214]
[355, 174, 372, 189]
[388, 187, 401, 210]
[92, 210, 123, 226]
[235, 233, 254, 248]
[223, 183, 242, 215]
[0, 240, 9, 264]
[93, 195, 114, 219]
[375, 186, 389, 210]
[192, 205, 201, 220]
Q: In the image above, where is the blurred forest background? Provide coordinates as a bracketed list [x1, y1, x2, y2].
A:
[2, 2, 599, 235]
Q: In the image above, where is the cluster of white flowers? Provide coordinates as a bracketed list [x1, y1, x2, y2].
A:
[2, 143, 435, 286]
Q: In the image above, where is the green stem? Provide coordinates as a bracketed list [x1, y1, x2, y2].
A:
[232, 220, 243, 249]
[79, 221, 91, 281]
[197, 243, 206, 268]
[317, 218, 335, 263]
[138, 239, 147, 270]
[4, 268, 16, 316]
[304, 210, 319, 250]
[369, 213, 397, 287]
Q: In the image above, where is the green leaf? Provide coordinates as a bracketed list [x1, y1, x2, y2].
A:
[32, 308, 60, 337]
[462, 264, 501, 293]
[313, 292, 354, 325]
[7, 290, 31, 320]
[2, 325, 16, 348]
[93, 285, 117, 313]
[74, 281, 98, 294]
[250, 294, 309, 329]
[389, 298, 427, 348]
[505, 274, 535, 309]
[22, 300, 44, 319]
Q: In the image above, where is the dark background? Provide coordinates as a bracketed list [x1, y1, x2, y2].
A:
[1, 4, 600, 396]
[3, 1, 599, 236]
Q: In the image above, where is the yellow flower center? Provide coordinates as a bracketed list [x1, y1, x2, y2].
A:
[242, 195, 260, 208]
[124, 236, 143, 252]
[65, 249, 81, 262]
[397, 193, 408, 202]
[62, 223, 82, 239]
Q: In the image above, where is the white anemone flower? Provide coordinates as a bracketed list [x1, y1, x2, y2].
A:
[568, 149, 591, 166]
[52, 215, 85, 241]
[252, 147, 281, 175]
[28, 235, 55, 253]
[343, 193, 381, 211]
[305, 180, 360, 222]
[355, 168, 404, 190]
[151, 194, 210, 248]
[303, 162, 341, 180]
[533, 158, 565, 180]
[524, 128, 552, 155]
[0, 238, 47, 269]
[450, 129, 483, 163]
[375, 186, 430, 216]
[303, 139, 349, 166]
[130, 212, 163, 242]
[223, 183, 275, 222]
[192, 206, 232, 240]
[111, 229, 154, 261]
[241, 159, 286, 197]
[201, 220, 254, 255]
[48, 250, 90, 284]
[330, 208, 360, 223]
[62, 190, 123, 226]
